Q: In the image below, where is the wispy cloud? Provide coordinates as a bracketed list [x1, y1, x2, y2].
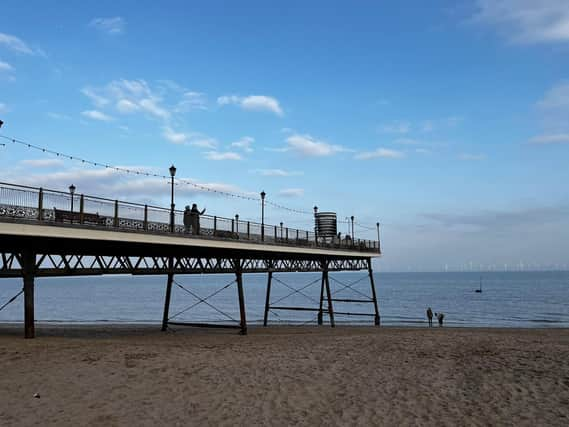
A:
[20, 158, 65, 168]
[163, 127, 188, 144]
[458, 153, 486, 161]
[231, 136, 254, 152]
[162, 127, 218, 148]
[529, 134, 569, 144]
[537, 82, 569, 109]
[217, 94, 283, 116]
[0, 102, 8, 113]
[278, 188, 304, 198]
[534, 81, 569, 139]
[204, 151, 242, 161]
[251, 169, 303, 177]
[473, 0, 569, 44]
[284, 133, 348, 157]
[89, 17, 126, 35]
[46, 112, 71, 120]
[0, 60, 14, 72]
[0, 32, 43, 55]
[81, 110, 113, 122]
[355, 148, 405, 160]
[378, 120, 411, 134]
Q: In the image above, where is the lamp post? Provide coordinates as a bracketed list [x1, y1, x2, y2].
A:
[260, 191, 266, 241]
[313, 206, 318, 244]
[169, 164, 176, 233]
[280, 222, 283, 240]
[351, 215, 355, 243]
[376, 222, 381, 253]
[69, 184, 76, 212]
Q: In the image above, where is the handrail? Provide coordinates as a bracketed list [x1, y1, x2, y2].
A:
[0, 181, 380, 253]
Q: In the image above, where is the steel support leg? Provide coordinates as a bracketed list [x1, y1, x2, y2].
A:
[161, 257, 174, 331]
[368, 259, 380, 326]
[22, 251, 36, 339]
[235, 261, 247, 335]
[263, 269, 273, 326]
[323, 260, 335, 327]
[318, 271, 325, 325]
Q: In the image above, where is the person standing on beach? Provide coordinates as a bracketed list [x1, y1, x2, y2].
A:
[436, 312, 445, 327]
[426, 307, 433, 327]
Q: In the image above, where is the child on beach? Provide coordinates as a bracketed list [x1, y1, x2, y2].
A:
[435, 312, 445, 327]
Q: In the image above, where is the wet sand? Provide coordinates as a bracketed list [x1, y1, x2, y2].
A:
[1, 325, 568, 426]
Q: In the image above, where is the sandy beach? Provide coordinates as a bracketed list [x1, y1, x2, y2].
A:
[0, 325, 568, 426]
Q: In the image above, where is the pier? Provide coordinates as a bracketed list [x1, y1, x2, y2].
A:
[0, 182, 381, 338]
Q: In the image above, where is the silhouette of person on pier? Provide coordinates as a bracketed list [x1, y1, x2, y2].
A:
[183, 205, 192, 233]
[190, 203, 206, 235]
[426, 307, 433, 327]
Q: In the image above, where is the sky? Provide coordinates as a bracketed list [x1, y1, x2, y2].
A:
[1, 0, 568, 272]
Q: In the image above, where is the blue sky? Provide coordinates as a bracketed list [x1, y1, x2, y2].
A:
[1, 0, 568, 271]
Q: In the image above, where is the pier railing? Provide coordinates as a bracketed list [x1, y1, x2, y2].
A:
[0, 182, 380, 254]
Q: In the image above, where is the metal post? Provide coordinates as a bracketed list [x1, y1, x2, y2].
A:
[377, 222, 381, 254]
[113, 200, 119, 227]
[260, 191, 266, 241]
[274, 225, 277, 241]
[280, 222, 283, 241]
[235, 260, 247, 335]
[169, 165, 176, 233]
[235, 214, 239, 235]
[22, 251, 36, 339]
[144, 205, 148, 231]
[263, 265, 273, 326]
[351, 216, 355, 244]
[314, 206, 318, 245]
[161, 257, 174, 331]
[37, 188, 43, 221]
[318, 270, 325, 325]
[286, 228, 289, 242]
[368, 258, 381, 326]
[247, 221, 250, 240]
[79, 194, 85, 224]
[323, 260, 335, 327]
[214, 216, 217, 235]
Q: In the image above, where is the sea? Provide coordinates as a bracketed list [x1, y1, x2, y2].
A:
[0, 271, 568, 328]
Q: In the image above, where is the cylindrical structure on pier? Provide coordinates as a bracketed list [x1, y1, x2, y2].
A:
[314, 212, 337, 239]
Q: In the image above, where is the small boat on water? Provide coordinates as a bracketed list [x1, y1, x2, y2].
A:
[475, 276, 482, 293]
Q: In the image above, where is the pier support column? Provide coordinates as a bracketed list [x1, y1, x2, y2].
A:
[161, 257, 174, 331]
[368, 259, 380, 326]
[235, 260, 247, 335]
[323, 260, 335, 327]
[318, 271, 325, 325]
[22, 251, 36, 339]
[263, 264, 273, 327]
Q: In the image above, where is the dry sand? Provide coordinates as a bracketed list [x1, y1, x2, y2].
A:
[1, 325, 568, 426]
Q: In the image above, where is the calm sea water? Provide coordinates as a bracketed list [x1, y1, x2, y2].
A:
[0, 271, 568, 327]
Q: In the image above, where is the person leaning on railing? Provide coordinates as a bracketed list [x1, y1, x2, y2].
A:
[190, 203, 206, 235]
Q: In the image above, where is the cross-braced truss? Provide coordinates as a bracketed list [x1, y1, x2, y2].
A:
[0, 252, 369, 278]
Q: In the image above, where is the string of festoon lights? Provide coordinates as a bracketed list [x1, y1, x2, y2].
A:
[0, 133, 320, 217]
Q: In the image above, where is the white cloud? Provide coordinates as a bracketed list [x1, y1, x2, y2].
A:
[395, 138, 421, 145]
[217, 94, 283, 116]
[459, 153, 486, 161]
[176, 91, 208, 112]
[251, 169, 303, 177]
[0, 60, 14, 72]
[278, 188, 305, 198]
[204, 151, 242, 161]
[138, 98, 170, 119]
[20, 158, 65, 168]
[537, 82, 569, 109]
[529, 134, 569, 144]
[355, 148, 405, 160]
[81, 110, 113, 122]
[163, 127, 188, 144]
[474, 0, 569, 44]
[116, 99, 140, 113]
[0, 102, 8, 113]
[285, 134, 348, 157]
[89, 17, 125, 35]
[0, 32, 37, 55]
[231, 136, 254, 152]
[188, 136, 218, 149]
[81, 88, 110, 107]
